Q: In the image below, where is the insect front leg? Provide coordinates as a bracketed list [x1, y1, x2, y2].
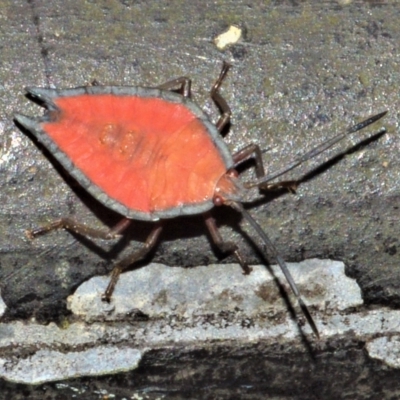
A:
[156, 77, 192, 98]
[233, 143, 265, 178]
[233, 144, 298, 192]
[204, 212, 252, 275]
[102, 223, 163, 301]
[26, 217, 132, 240]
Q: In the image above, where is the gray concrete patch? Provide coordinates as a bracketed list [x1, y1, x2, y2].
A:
[0, 346, 142, 385]
[366, 336, 400, 369]
[67, 259, 363, 323]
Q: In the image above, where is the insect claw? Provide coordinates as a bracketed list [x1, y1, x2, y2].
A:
[242, 265, 253, 275]
[101, 293, 111, 303]
[258, 180, 299, 193]
[25, 230, 35, 240]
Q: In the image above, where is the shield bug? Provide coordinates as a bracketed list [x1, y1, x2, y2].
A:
[15, 63, 386, 338]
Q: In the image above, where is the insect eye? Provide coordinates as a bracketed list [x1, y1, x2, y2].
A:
[213, 195, 224, 206]
[227, 169, 239, 178]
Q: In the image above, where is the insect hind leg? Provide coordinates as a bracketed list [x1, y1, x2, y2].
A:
[102, 223, 163, 301]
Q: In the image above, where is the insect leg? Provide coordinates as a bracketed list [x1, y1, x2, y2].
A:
[204, 212, 252, 275]
[210, 62, 232, 132]
[102, 223, 163, 301]
[156, 77, 192, 98]
[26, 217, 132, 240]
[232, 144, 297, 192]
[232, 143, 265, 178]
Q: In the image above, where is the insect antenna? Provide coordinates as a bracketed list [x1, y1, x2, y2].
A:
[246, 111, 387, 189]
[229, 201, 319, 338]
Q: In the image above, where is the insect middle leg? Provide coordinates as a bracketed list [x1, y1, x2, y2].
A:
[204, 212, 252, 275]
[27, 216, 163, 301]
[26, 217, 132, 240]
[233, 144, 266, 178]
[102, 223, 163, 301]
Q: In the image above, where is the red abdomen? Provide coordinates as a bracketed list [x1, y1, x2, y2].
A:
[43, 94, 228, 215]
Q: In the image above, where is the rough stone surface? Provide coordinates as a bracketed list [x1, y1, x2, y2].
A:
[0, 0, 399, 399]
